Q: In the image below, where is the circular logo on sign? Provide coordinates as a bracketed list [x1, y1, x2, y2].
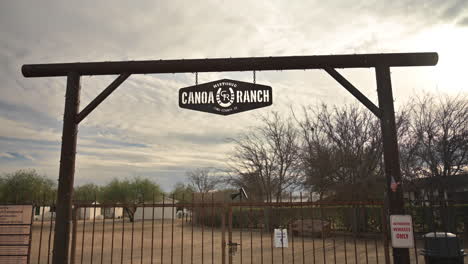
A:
[216, 87, 235, 108]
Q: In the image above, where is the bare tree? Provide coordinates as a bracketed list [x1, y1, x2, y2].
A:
[297, 104, 385, 201]
[229, 112, 302, 202]
[187, 168, 221, 193]
[408, 94, 468, 179]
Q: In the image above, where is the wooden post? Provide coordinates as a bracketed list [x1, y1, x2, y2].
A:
[52, 72, 80, 264]
[375, 66, 410, 264]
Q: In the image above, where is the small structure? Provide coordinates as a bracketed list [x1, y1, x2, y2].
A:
[103, 207, 124, 219]
[404, 174, 468, 203]
[77, 202, 102, 220]
[34, 205, 55, 221]
[133, 197, 178, 220]
[291, 219, 331, 238]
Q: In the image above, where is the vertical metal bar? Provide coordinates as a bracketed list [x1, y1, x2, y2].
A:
[229, 206, 233, 264]
[260, 201, 264, 264]
[380, 206, 390, 264]
[211, 193, 214, 264]
[47, 208, 54, 264]
[111, 207, 116, 264]
[120, 208, 125, 264]
[299, 193, 305, 264]
[180, 194, 184, 264]
[151, 194, 155, 264]
[171, 194, 175, 264]
[353, 236, 358, 264]
[37, 197, 46, 264]
[201, 193, 204, 264]
[320, 204, 326, 264]
[270, 202, 273, 264]
[353, 207, 358, 264]
[27, 204, 34, 264]
[80, 207, 86, 264]
[344, 235, 347, 264]
[100, 206, 105, 264]
[141, 205, 145, 264]
[90, 200, 97, 264]
[161, 194, 166, 264]
[413, 232, 419, 264]
[333, 238, 337, 264]
[374, 239, 379, 264]
[250, 200, 253, 264]
[52, 72, 81, 264]
[375, 65, 410, 264]
[442, 198, 450, 262]
[364, 239, 369, 264]
[190, 193, 194, 264]
[290, 193, 295, 264]
[410, 201, 418, 264]
[240, 197, 243, 264]
[310, 195, 316, 264]
[279, 196, 284, 264]
[131, 207, 135, 264]
[70, 207, 78, 264]
[222, 205, 226, 264]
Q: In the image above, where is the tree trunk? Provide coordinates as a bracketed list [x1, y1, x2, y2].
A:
[124, 207, 136, 222]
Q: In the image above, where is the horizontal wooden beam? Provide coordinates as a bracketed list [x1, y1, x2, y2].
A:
[22, 52, 438, 77]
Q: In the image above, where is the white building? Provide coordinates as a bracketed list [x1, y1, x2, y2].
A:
[34, 206, 55, 221]
[77, 202, 102, 220]
[133, 197, 178, 220]
[103, 207, 124, 219]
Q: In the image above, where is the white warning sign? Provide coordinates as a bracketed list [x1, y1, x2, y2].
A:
[390, 215, 414, 248]
[274, 229, 288, 248]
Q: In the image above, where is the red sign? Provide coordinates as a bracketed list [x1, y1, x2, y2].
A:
[390, 215, 414, 248]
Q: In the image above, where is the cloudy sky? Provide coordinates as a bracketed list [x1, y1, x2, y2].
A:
[0, 1, 467, 191]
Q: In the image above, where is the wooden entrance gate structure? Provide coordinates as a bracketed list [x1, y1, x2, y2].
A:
[22, 52, 438, 264]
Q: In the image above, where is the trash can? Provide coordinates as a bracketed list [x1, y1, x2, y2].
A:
[421, 232, 466, 264]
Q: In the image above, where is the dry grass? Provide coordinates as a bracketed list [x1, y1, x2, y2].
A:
[29, 219, 461, 264]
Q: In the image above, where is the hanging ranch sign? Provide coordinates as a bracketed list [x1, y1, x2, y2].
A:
[179, 79, 272, 115]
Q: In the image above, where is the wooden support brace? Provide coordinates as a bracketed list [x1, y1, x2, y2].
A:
[324, 67, 382, 118]
[76, 73, 130, 124]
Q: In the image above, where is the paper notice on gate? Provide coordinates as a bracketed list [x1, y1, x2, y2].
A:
[274, 229, 288, 248]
